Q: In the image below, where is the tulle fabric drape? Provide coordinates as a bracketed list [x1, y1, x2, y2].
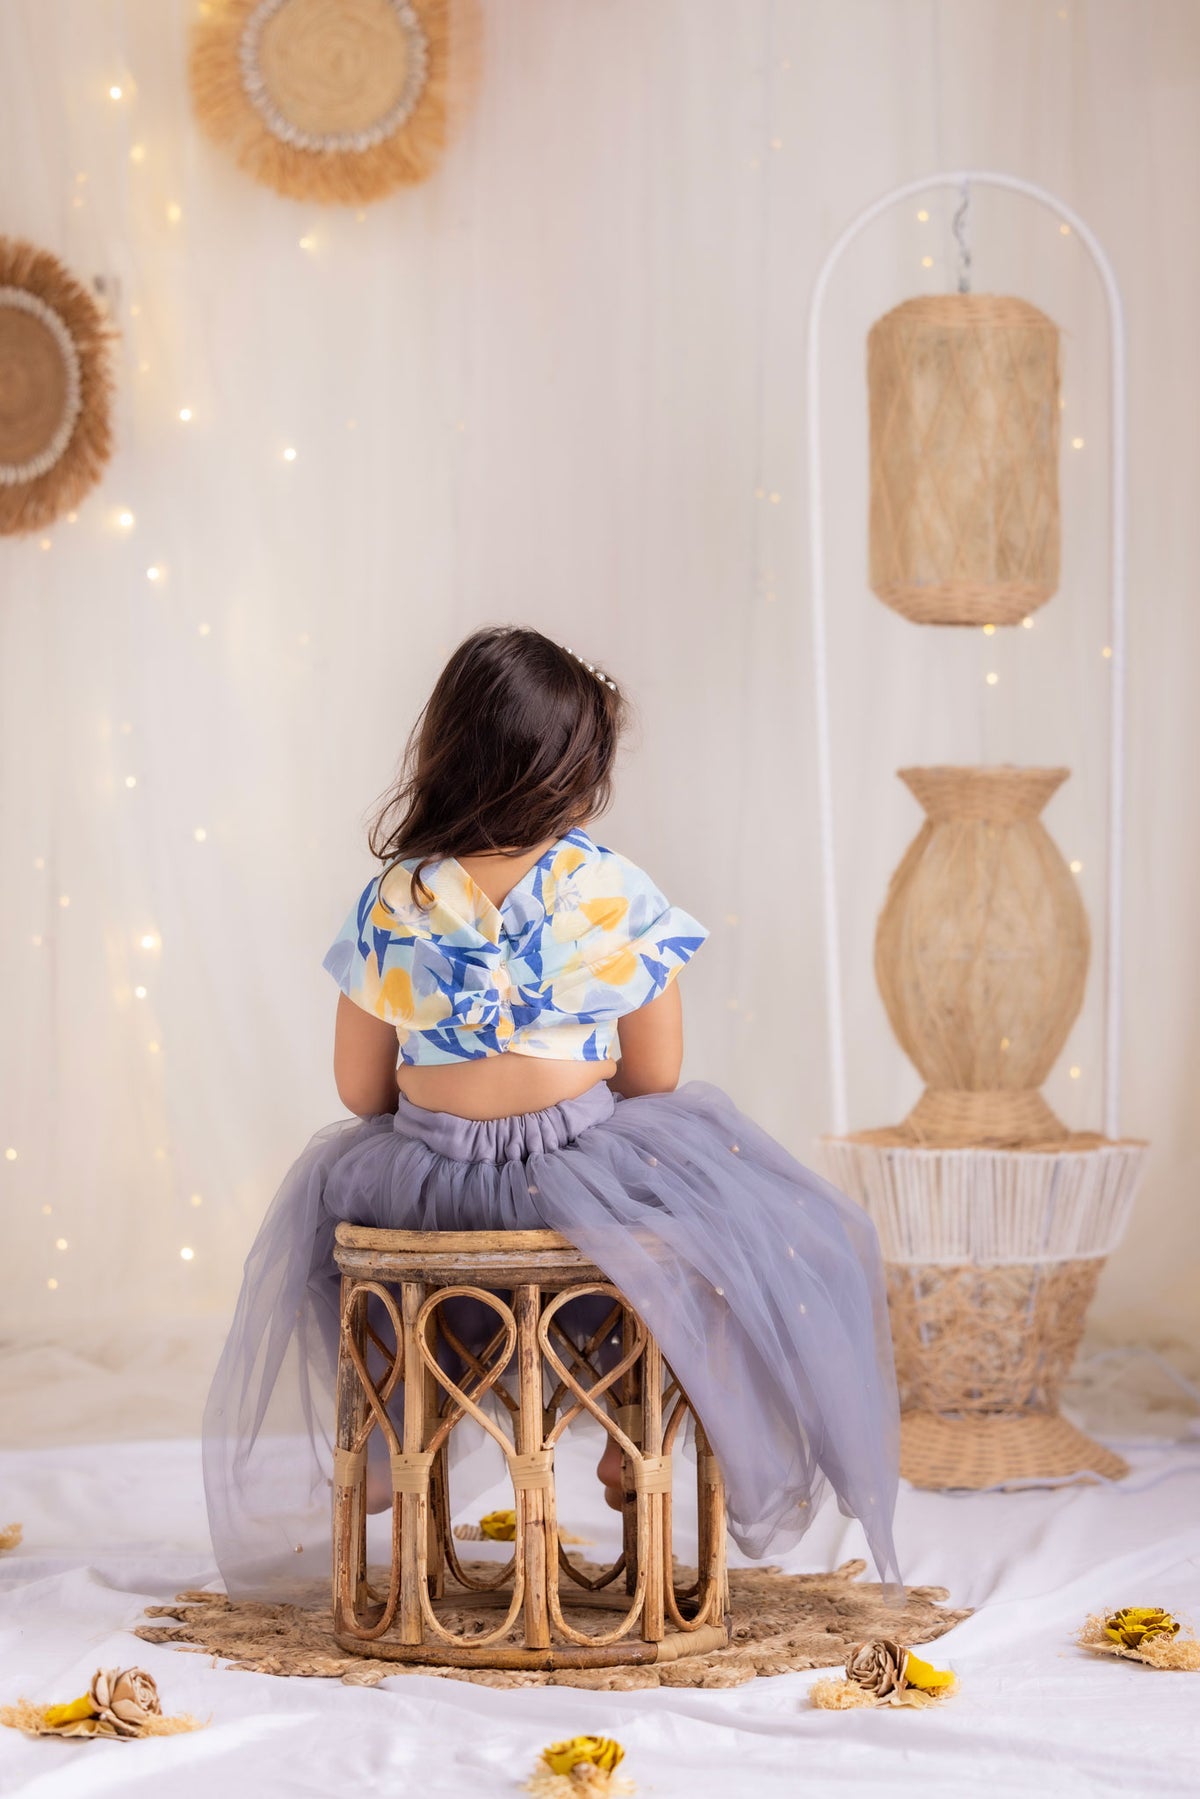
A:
[202, 1079, 901, 1599]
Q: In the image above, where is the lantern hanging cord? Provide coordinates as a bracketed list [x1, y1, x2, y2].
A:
[952, 181, 972, 293]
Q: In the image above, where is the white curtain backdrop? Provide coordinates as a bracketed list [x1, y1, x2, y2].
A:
[2, 0, 1198, 1360]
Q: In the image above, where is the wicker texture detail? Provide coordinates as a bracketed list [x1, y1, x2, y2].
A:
[823, 1138, 1146, 1490]
[868, 293, 1061, 626]
[137, 1560, 971, 1691]
[899, 1412, 1128, 1489]
[821, 1136, 1147, 1265]
[875, 765, 1089, 1148]
[330, 1226, 729, 1671]
[886, 1257, 1101, 1413]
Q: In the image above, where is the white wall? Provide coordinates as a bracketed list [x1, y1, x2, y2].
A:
[2, 0, 1197, 1352]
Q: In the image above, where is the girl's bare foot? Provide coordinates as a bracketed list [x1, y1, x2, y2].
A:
[597, 1435, 624, 1511]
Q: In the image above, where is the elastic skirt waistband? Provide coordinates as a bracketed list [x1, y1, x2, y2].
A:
[390, 1078, 617, 1163]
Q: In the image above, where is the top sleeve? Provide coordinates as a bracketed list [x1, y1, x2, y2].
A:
[321, 875, 389, 1017]
[544, 847, 709, 1016]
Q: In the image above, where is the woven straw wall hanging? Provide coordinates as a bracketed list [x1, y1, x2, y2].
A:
[0, 238, 114, 536]
[868, 294, 1061, 627]
[189, 0, 470, 205]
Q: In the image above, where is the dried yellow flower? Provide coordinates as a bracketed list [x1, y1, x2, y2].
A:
[1104, 1608, 1180, 1651]
[480, 1509, 518, 1542]
[542, 1737, 625, 1777]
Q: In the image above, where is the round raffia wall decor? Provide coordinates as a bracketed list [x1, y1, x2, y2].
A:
[0, 238, 114, 535]
[868, 293, 1061, 626]
[189, 0, 473, 205]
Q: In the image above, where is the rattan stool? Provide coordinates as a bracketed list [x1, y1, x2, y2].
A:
[331, 1224, 730, 1671]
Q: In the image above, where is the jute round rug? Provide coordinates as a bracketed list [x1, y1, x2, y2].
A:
[137, 1559, 970, 1691]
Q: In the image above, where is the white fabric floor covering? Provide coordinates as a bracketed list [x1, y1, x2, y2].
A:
[1, 1339, 1199, 1798]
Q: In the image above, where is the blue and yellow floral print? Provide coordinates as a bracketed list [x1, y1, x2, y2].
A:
[322, 826, 708, 1065]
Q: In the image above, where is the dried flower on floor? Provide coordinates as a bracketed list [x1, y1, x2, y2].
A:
[526, 1736, 635, 1795]
[1, 1665, 204, 1740]
[1079, 1610, 1200, 1671]
[0, 1523, 21, 1553]
[454, 1510, 590, 1545]
[810, 1637, 957, 1710]
[1103, 1608, 1180, 1650]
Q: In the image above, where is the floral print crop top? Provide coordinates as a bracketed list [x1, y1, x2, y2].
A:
[322, 827, 709, 1066]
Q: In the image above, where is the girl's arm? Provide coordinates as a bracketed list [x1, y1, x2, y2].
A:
[333, 993, 401, 1116]
[608, 982, 683, 1099]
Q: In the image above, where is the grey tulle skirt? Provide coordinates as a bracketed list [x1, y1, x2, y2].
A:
[203, 1079, 901, 1598]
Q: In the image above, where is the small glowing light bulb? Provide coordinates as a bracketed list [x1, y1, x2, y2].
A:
[982, 623, 996, 636]
[140, 932, 160, 950]
[58, 894, 71, 908]
[193, 826, 207, 842]
[283, 446, 297, 462]
[130, 143, 146, 163]
[148, 1040, 161, 1054]
[181, 1246, 195, 1261]
[124, 774, 137, 789]
[178, 407, 193, 423]
[1022, 616, 1034, 628]
[1069, 1065, 1082, 1079]
[4, 1148, 16, 1162]
[768, 491, 781, 504]
[47, 1278, 58, 1290]
[41, 1204, 51, 1215]
[298, 235, 316, 251]
[190, 1193, 203, 1207]
[39, 537, 52, 551]
[1071, 436, 1085, 449]
[55, 1237, 68, 1250]
[166, 202, 183, 223]
[1069, 859, 1083, 874]
[146, 565, 161, 581]
[109, 84, 123, 100]
[917, 208, 930, 221]
[117, 509, 135, 529]
[197, 621, 211, 637]
[985, 672, 999, 686]
[134, 985, 147, 999]
[1102, 645, 1113, 658]
[921, 255, 934, 268]
[1060, 223, 1071, 235]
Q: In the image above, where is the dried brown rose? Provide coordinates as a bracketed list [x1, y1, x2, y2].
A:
[844, 1638, 908, 1699]
[88, 1667, 162, 1737]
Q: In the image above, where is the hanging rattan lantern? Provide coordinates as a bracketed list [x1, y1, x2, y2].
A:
[0, 237, 114, 535]
[874, 764, 1089, 1148]
[868, 295, 1061, 626]
[190, 0, 471, 206]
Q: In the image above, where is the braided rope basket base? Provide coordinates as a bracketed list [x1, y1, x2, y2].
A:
[137, 1559, 970, 1691]
[823, 1135, 1149, 1491]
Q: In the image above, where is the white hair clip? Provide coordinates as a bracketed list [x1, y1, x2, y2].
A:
[562, 645, 618, 691]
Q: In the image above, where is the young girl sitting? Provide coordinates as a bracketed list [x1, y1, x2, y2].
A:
[203, 626, 901, 1596]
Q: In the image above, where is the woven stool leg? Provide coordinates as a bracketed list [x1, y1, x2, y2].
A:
[398, 1277, 427, 1647]
[641, 1335, 665, 1643]
[332, 1273, 369, 1633]
[696, 1423, 729, 1621]
[619, 1306, 642, 1598]
[514, 1284, 551, 1650]
[423, 1312, 445, 1601]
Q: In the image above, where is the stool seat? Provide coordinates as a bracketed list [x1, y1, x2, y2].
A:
[331, 1222, 730, 1671]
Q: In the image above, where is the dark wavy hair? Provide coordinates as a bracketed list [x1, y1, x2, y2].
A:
[368, 626, 629, 904]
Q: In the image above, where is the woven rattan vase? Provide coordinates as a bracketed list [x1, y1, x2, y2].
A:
[875, 764, 1089, 1149]
[868, 294, 1061, 626]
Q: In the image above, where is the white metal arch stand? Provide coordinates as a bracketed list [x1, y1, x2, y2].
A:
[806, 170, 1127, 1143]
